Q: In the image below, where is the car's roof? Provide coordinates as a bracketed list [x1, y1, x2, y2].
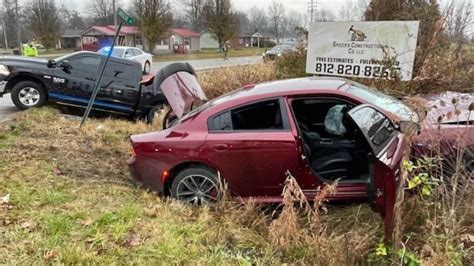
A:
[202, 77, 351, 112]
[100, 46, 140, 49]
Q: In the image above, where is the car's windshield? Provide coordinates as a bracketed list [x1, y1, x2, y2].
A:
[97, 47, 124, 57]
[270, 45, 292, 52]
[346, 82, 418, 122]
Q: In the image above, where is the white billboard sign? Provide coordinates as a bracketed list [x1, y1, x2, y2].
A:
[306, 21, 420, 81]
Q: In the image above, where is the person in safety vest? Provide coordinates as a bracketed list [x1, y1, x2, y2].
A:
[23, 40, 38, 57]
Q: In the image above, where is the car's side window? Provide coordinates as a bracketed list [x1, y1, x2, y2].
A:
[209, 99, 287, 131]
[68, 56, 101, 73]
[133, 49, 143, 55]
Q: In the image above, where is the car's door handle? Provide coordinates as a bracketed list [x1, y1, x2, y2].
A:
[213, 144, 229, 151]
[85, 77, 96, 81]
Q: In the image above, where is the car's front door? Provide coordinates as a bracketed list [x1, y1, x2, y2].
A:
[347, 104, 406, 239]
[205, 98, 300, 199]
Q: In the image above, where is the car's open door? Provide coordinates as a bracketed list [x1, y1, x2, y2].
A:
[347, 104, 406, 240]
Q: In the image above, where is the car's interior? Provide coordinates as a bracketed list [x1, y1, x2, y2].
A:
[291, 98, 375, 183]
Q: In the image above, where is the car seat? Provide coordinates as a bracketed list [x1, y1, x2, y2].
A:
[311, 104, 352, 180]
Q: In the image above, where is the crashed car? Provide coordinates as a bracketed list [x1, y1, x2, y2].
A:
[128, 70, 473, 235]
[0, 51, 165, 122]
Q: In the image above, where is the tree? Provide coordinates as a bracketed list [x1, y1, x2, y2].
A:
[134, 0, 172, 52]
[235, 11, 251, 33]
[89, 0, 117, 25]
[25, 0, 61, 51]
[183, 0, 204, 31]
[315, 8, 336, 22]
[248, 7, 268, 33]
[67, 10, 86, 29]
[202, 0, 239, 49]
[363, 0, 445, 76]
[338, 0, 369, 21]
[268, 0, 285, 43]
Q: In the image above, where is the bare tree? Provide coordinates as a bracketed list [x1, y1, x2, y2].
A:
[315, 8, 336, 22]
[248, 6, 268, 32]
[89, 0, 117, 25]
[25, 0, 61, 51]
[202, 0, 239, 49]
[338, 0, 369, 21]
[183, 0, 204, 31]
[134, 0, 172, 52]
[268, 0, 285, 43]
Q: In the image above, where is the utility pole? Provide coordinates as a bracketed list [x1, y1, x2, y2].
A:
[113, 0, 117, 29]
[15, 0, 21, 54]
[2, 19, 8, 49]
[308, 0, 317, 23]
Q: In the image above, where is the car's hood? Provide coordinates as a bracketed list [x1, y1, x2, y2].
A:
[421, 91, 473, 126]
[0, 56, 48, 66]
[153, 62, 207, 118]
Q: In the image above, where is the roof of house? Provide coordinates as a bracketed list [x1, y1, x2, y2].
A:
[81, 25, 140, 36]
[171, 28, 200, 37]
[62, 29, 84, 38]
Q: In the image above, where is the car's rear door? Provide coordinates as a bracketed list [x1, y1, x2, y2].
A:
[205, 98, 300, 199]
[347, 104, 406, 239]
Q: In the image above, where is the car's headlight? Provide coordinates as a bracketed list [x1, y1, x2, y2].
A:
[0, 65, 10, 76]
[262, 53, 266, 56]
[277, 53, 282, 56]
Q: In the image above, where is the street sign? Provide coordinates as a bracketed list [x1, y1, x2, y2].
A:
[117, 7, 134, 25]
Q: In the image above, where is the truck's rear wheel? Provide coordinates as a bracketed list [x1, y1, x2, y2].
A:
[11, 81, 47, 110]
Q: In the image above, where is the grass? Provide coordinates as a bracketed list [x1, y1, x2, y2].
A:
[153, 47, 265, 62]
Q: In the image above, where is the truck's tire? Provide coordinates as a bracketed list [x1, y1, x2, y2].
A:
[146, 105, 166, 124]
[11, 81, 47, 110]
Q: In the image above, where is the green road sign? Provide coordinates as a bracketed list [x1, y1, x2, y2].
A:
[117, 7, 134, 25]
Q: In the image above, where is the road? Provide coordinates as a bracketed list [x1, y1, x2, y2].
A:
[0, 56, 262, 122]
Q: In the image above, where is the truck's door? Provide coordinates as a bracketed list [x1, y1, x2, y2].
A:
[49, 54, 100, 103]
[347, 104, 406, 240]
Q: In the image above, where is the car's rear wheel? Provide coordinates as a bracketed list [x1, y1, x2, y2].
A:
[146, 105, 166, 124]
[171, 167, 223, 205]
[143, 61, 151, 74]
[11, 81, 47, 110]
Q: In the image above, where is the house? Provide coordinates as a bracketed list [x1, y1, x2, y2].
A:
[229, 31, 273, 49]
[156, 28, 200, 54]
[80, 25, 200, 53]
[58, 29, 83, 50]
[80, 25, 143, 51]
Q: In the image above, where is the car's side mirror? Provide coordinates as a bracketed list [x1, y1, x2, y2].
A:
[60, 60, 72, 72]
[399, 121, 420, 135]
[47, 59, 56, 68]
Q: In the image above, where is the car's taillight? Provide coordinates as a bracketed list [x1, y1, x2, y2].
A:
[131, 146, 137, 157]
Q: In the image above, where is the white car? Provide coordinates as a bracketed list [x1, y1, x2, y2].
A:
[97, 46, 153, 74]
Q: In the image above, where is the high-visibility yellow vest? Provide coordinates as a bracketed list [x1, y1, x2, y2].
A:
[23, 45, 38, 57]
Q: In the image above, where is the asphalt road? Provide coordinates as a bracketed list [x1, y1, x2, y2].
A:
[0, 56, 262, 122]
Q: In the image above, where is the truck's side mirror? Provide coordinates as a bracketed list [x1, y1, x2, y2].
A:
[47, 59, 56, 68]
[60, 60, 72, 73]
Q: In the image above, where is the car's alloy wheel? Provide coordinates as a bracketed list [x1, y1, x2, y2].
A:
[11, 81, 47, 110]
[171, 167, 222, 205]
[18, 87, 41, 106]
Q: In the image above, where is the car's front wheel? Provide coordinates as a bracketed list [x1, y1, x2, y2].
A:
[171, 167, 223, 205]
[143, 61, 151, 74]
[11, 81, 47, 110]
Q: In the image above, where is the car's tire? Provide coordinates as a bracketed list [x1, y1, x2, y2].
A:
[146, 104, 166, 124]
[11, 81, 47, 110]
[143, 61, 151, 74]
[170, 167, 223, 205]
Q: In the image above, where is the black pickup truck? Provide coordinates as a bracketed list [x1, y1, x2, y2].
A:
[0, 51, 173, 122]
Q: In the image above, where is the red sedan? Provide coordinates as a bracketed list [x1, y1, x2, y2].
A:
[128, 64, 472, 235]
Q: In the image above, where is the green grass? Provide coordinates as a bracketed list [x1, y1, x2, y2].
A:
[153, 47, 265, 62]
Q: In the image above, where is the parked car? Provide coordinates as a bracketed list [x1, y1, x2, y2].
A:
[0, 51, 168, 121]
[262, 44, 297, 61]
[97, 46, 153, 74]
[128, 74, 473, 237]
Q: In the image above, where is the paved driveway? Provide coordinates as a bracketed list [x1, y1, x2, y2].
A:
[0, 56, 262, 121]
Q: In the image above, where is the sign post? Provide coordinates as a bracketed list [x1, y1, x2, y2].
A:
[306, 21, 419, 81]
[80, 8, 134, 127]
